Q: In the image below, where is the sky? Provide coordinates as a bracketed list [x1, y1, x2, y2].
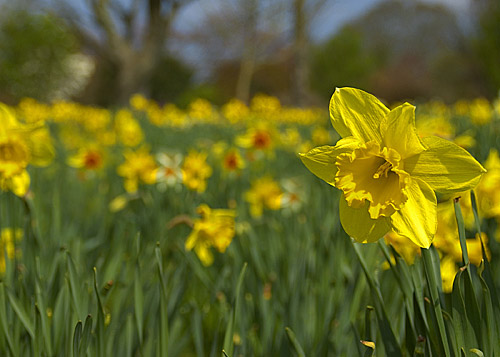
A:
[173, 0, 473, 42]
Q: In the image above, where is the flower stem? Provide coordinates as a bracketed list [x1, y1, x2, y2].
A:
[421, 246, 450, 356]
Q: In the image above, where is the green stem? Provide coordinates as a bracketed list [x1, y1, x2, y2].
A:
[421, 247, 450, 356]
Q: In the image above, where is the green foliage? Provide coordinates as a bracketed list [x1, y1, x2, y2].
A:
[310, 26, 383, 101]
[0, 105, 499, 355]
[149, 55, 194, 104]
[474, 1, 500, 95]
[0, 9, 77, 102]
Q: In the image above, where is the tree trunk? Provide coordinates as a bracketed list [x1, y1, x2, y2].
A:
[235, 0, 258, 104]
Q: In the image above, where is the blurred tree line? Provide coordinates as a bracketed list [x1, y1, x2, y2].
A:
[0, 0, 499, 107]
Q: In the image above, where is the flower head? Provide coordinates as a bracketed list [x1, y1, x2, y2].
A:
[182, 150, 212, 193]
[117, 146, 158, 192]
[1, 228, 22, 274]
[244, 176, 283, 217]
[300, 88, 485, 247]
[185, 204, 236, 266]
[0, 104, 54, 196]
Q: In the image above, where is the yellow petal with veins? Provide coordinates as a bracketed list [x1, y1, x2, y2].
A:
[299, 137, 360, 186]
[339, 195, 391, 243]
[380, 103, 425, 159]
[390, 178, 437, 248]
[404, 136, 486, 196]
[329, 87, 389, 143]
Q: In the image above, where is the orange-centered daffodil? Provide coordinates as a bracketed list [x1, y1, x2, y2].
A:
[300, 88, 486, 248]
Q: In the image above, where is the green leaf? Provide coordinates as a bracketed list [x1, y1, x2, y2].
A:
[285, 327, 306, 357]
[155, 243, 169, 357]
[421, 247, 450, 356]
[72, 320, 82, 357]
[0, 283, 17, 356]
[80, 315, 93, 356]
[7, 289, 35, 339]
[222, 262, 247, 357]
[94, 267, 105, 357]
[352, 242, 402, 356]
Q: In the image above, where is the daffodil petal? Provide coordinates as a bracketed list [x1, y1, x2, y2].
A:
[299, 137, 360, 185]
[329, 87, 389, 143]
[11, 170, 30, 197]
[390, 178, 437, 248]
[339, 195, 391, 243]
[404, 136, 486, 196]
[380, 103, 425, 159]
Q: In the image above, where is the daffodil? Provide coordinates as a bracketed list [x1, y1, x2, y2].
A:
[181, 150, 212, 193]
[244, 176, 283, 217]
[117, 146, 158, 192]
[222, 148, 245, 174]
[185, 204, 236, 266]
[67, 145, 105, 171]
[300, 88, 485, 247]
[156, 152, 183, 190]
[0, 104, 54, 196]
[115, 109, 144, 147]
[0, 228, 22, 274]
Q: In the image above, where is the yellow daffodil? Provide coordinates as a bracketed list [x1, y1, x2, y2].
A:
[244, 176, 282, 217]
[222, 99, 250, 124]
[1, 228, 22, 274]
[181, 150, 212, 193]
[475, 149, 500, 218]
[222, 148, 245, 174]
[129, 93, 149, 111]
[115, 109, 144, 147]
[185, 204, 236, 266]
[117, 146, 158, 192]
[469, 98, 493, 125]
[311, 125, 332, 146]
[440, 256, 458, 294]
[0, 104, 54, 196]
[67, 145, 105, 171]
[300, 88, 485, 247]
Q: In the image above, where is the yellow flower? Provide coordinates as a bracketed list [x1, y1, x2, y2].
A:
[222, 99, 250, 124]
[300, 88, 485, 247]
[115, 109, 144, 147]
[0, 104, 54, 196]
[235, 124, 277, 161]
[185, 204, 236, 266]
[188, 99, 215, 122]
[222, 148, 245, 174]
[384, 231, 421, 264]
[129, 93, 149, 111]
[440, 256, 458, 294]
[244, 176, 282, 217]
[311, 125, 332, 146]
[67, 145, 105, 171]
[0, 228, 22, 274]
[181, 151, 212, 193]
[469, 98, 492, 125]
[117, 146, 158, 192]
[475, 149, 500, 218]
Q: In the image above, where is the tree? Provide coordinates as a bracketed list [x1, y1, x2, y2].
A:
[0, 9, 78, 103]
[59, 0, 191, 105]
[290, 0, 327, 106]
[310, 26, 382, 102]
[473, 0, 500, 96]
